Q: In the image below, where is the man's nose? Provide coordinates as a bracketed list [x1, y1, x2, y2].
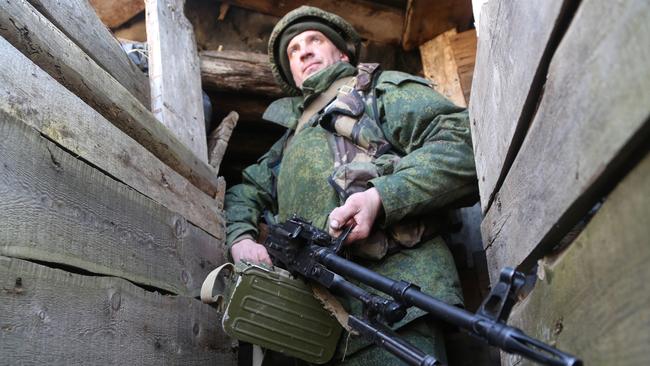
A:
[299, 43, 314, 61]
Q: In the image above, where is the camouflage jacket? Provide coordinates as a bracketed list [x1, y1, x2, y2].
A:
[225, 62, 477, 331]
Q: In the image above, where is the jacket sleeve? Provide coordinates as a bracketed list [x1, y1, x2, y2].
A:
[224, 137, 284, 249]
[369, 73, 478, 226]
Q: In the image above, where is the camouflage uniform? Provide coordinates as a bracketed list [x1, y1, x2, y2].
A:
[225, 6, 478, 365]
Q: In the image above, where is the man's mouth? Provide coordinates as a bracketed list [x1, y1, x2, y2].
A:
[303, 62, 321, 75]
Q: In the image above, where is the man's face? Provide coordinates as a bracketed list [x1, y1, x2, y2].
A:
[287, 30, 349, 88]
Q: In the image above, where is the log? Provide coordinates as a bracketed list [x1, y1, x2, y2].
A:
[468, 0, 572, 213]
[481, 0, 650, 281]
[0, 256, 236, 365]
[146, 0, 208, 161]
[0, 0, 220, 197]
[0, 37, 225, 240]
[29, 0, 150, 107]
[208, 111, 239, 174]
[0, 114, 224, 297]
[89, 0, 145, 28]
[401, 0, 473, 50]
[503, 155, 650, 366]
[222, 0, 404, 44]
[200, 50, 284, 97]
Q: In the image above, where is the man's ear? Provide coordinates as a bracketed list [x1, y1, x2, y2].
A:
[340, 53, 350, 62]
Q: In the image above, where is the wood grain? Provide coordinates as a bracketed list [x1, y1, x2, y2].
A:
[200, 50, 284, 97]
[0, 37, 225, 240]
[146, 0, 208, 161]
[223, 0, 404, 45]
[482, 0, 650, 281]
[29, 0, 150, 107]
[502, 154, 650, 366]
[468, 0, 568, 212]
[0, 256, 236, 365]
[0, 0, 219, 196]
[0, 114, 225, 296]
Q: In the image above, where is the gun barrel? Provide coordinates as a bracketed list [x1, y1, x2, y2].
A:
[316, 247, 582, 366]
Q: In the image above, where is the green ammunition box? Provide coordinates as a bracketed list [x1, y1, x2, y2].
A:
[202, 262, 343, 364]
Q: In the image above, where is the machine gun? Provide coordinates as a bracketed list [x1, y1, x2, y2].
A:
[264, 215, 582, 366]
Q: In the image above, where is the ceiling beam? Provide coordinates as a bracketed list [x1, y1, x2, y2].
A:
[402, 0, 473, 50]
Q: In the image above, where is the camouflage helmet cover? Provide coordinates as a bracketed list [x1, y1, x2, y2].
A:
[268, 6, 361, 96]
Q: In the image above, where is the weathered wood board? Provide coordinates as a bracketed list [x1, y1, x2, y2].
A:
[89, 0, 145, 28]
[28, 0, 151, 107]
[200, 50, 284, 97]
[0, 256, 236, 365]
[503, 154, 650, 366]
[481, 0, 650, 280]
[420, 29, 476, 108]
[223, 0, 404, 45]
[469, 0, 570, 213]
[146, 0, 208, 162]
[402, 0, 473, 50]
[0, 37, 225, 240]
[0, 0, 220, 197]
[0, 113, 224, 297]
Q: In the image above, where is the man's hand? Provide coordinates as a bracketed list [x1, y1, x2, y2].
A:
[328, 188, 383, 244]
[230, 238, 273, 267]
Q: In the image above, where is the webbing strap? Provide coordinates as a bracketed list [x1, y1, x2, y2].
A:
[295, 76, 355, 133]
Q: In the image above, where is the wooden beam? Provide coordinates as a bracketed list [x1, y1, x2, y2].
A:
[419, 28, 477, 108]
[401, 0, 473, 50]
[222, 0, 404, 44]
[481, 0, 650, 281]
[208, 111, 239, 174]
[0, 37, 224, 240]
[200, 50, 285, 97]
[0, 115, 224, 297]
[146, 0, 208, 162]
[89, 0, 145, 28]
[0, 0, 220, 196]
[0, 256, 236, 365]
[503, 154, 650, 365]
[29, 0, 150, 107]
[468, 0, 571, 213]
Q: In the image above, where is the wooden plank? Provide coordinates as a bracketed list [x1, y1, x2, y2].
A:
[0, 37, 224, 240]
[222, 0, 404, 45]
[420, 28, 476, 107]
[449, 29, 477, 105]
[29, 0, 151, 107]
[420, 29, 467, 107]
[200, 50, 284, 97]
[0, 256, 236, 365]
[0, 114, 225, 296]
[0, 0, 219, 197]
[468, 0, 570, 213]
[401, 0, 473, 50]
[89, 0, 145, 28]
[146, 0, 208, 162]
[481, 0, 650, 281]
[503, 154, 650, 366]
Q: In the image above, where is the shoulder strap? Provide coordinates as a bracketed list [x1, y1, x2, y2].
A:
[296, 76, 355, 133]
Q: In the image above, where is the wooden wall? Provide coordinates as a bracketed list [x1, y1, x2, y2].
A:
[470, 0, 650, 364]
[0, 1, 234, 363]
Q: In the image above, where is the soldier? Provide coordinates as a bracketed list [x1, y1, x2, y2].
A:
[225, 6, 478, 365]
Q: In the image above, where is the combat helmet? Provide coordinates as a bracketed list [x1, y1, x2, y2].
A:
[268, 6, 361, 96]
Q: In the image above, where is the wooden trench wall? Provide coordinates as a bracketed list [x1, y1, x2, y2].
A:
[0, 0, 235, 364]
[470, 0, 650, 365]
